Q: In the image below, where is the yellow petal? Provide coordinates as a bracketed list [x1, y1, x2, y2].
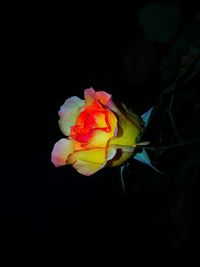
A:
[67, 148, 106, 175]
[121, 103, 143, 130]
[111, 113, 141, 147]
[109, 112, 142, 167]
[51, 138, 74, 167]
[71, 160, 104, 176]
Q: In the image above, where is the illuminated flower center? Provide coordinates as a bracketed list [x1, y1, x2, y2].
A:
[70, 101, 111, 143]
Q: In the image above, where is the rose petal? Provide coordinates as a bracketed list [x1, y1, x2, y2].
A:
[121, 103, 142, 130]
[106, 145, 117, 161]
[84, 87, 96, 106]
[109, 112, 142, 167]
[82, 110, 117, 148]
[71, 160, 104, 176]
[109, 149, 133, 167]
[111, 113, 141, 147]
[95, 91, 112, 106]
[51, 138, 74, 167]
[67, 148, 106, 175]
[58, 96, 84, 136]
[84, 87, 119, 112]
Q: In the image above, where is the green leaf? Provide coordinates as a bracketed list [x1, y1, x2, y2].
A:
[133, 148, 164, 174]
[141, 107, 155, 128]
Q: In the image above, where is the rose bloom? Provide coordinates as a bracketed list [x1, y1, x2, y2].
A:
[51, 88, 144, 176]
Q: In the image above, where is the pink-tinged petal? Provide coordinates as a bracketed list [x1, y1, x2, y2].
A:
[95, 91, 112, 106]
[67, 148, 106, 176]
[51, 138, 74, 167]
[106, 99, 120, 113]
[84, 87, 117, 111]
[84, 87, 96, 106]
[96, 90, 120, 113]
[58, 96, 84, 136]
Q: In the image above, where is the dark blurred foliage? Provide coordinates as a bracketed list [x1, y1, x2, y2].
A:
[1, 1, 200, 264]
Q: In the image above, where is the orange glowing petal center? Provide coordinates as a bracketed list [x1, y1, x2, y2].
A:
[70, 101, 111, 143]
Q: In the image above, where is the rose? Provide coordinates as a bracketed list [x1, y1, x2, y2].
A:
[51, 87, 144, 176]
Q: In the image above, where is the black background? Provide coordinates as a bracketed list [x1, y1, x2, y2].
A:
[1, 3, 200, 264]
